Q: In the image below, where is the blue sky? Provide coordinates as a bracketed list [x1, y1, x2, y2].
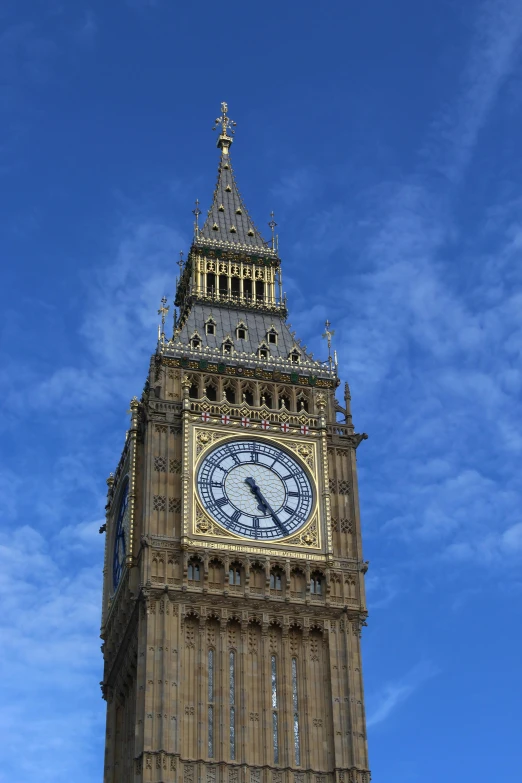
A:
[1, 0, 521, 780]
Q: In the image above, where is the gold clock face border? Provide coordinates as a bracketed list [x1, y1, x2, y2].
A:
[191, 428, 321, 551]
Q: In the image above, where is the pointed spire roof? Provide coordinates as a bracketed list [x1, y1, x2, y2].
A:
[196, 102, 271, 254]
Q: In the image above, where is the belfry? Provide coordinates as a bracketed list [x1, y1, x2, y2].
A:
[100, 102, 372, 783]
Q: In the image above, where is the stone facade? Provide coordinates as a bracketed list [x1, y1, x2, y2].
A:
[100, 104, 371, 783]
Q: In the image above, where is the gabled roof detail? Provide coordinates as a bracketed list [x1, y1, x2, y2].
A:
[199, 150, 268, 250]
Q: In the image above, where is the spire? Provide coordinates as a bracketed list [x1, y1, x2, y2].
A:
[198, 101, 270, 252]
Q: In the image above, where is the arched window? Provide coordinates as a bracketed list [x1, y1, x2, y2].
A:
[205, 380, 218, 401]
[189, 381, 199, 399]
[205, 317, 216, 335]
[260, 387, 273, 409]
[229, 564, 241, 585]
[188, 558, 201, 582]
[297, 392, 309, 412]
[207, 272, 216, 295]
[236, 322, 247, 340]
[191, 333, 202, 350]
[256, 280, 264, 301]
[270, 569, 283, 591]
[290, 349, 300, 364]
[242, 384, 254, 406]
[258, 343, 269, 360]
[267, 328, 278, 345]
[224, 382, 236, 404]
[219, 275, 228, 296]
[310, 573, 323, 595]
[223, 339, 233, 356]
[279, 391, 291, 410]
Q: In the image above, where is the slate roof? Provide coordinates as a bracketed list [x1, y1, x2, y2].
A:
[199, 150, 269, 251]
[173, 304, 315, 362]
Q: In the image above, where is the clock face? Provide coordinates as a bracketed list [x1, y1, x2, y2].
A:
[112, 480, 129, 590]
[197, 439, 313, 540]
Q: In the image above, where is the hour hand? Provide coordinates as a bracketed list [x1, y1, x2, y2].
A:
[245, 477, 269, 514]
[244, 477, 289, 536]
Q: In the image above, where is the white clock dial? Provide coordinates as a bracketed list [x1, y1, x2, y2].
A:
[197, 439, 313, 540]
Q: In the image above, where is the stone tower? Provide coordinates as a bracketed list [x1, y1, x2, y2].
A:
[100, 102, 371, 783]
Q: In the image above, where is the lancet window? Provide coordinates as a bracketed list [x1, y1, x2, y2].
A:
[292, 657, 301, 765]
[205, 379, 218, 401]
[208, 649, 214, 757]
[236, 321, 247, 340]
[271, 655, 279, 764]
[310, 572, 323, 595]
[270, 569, 283, 592]
[188, 558, 201, 582]
[229, 650, 236, 760]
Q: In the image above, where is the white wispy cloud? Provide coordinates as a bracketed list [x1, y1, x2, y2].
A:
[367, 661, 439, 728]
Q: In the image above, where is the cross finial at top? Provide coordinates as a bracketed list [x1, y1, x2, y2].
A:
[322, 319, 335, 368]
[212, 101, 237, 138]
[268, 210, 277, 251]
[193, 198, 201, 236]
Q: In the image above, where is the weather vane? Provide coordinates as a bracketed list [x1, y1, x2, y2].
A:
[268, 211, 277, 252]
[212, 101, 237, 137]
[322, 320, 335, 369]
[193, 198, 201, 237]
[157, 295, 169, 342]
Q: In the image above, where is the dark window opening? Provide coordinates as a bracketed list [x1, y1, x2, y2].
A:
[206, 322, 215, 335]
[207, 272, 216, 295]
[279, 395, 291, 410]
[188, 562, 201, 581]
[244, 279, 252, 299]
[223, 341, 233, 355]
[225, 386, 236, 403]
[243, 389, 254, 406]
[229, 568, 241, 585]
[262, 392, 273, 409]
[219, 275, 228, 295]
[231, 277, 240, 297]
[310, 576, 322, 595]
[256, 281, 264, 301]
[206, 384, 217, 401]
[298, 397, 309, 412]
[290, 351, 299, 363]
[192, 338, 201, 349]
[268, 331, 277, 344]
[270, 572, 282, 590]
[237, 328, 246, 340]
[189, 383, 199, 399]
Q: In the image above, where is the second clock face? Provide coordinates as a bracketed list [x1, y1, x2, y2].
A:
[197, 439, 313, 540]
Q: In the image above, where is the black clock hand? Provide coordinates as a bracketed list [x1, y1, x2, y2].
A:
[245, 478, 290, 536]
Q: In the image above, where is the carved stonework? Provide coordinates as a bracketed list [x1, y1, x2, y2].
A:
[285, 517, 318, 547]
[101, 117, 371, 783]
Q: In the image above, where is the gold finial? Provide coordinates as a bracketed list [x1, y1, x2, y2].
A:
[158, 295, 169, 342]
[268, 211, 277, 252]
[212, 101, 236, 152]
[193, 199, 201, 237]
[322, 320, 335, 370]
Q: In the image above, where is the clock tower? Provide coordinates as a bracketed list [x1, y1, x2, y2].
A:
[100, 103, 372, 783]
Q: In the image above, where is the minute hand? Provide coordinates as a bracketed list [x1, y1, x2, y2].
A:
[245, 477, 289, 536]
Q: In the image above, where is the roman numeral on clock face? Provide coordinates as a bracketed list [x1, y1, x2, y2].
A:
[215, 497, 228, 507]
